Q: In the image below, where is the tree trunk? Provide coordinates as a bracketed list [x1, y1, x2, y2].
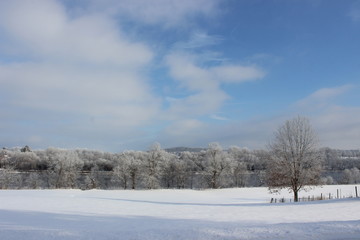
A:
[131, 173, 136, 189]
[294, 190, 299, 202]
[123, 175, 128, 189]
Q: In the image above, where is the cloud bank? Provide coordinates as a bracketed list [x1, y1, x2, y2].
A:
[0, 0, 359, 151]
[0, 0, 263, 150]
[0, 0, 159, 149]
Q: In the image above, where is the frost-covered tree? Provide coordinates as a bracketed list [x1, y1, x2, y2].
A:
[321, 175, 335, 185]
[112, 152, 142, 189]
[178, 151, 198, 189]
[27, 172, 41, 189]
[228, 146, 249, 187]
[84, 165, 101, 189]
[0, 149, 10, 168]
[267, 116, 323, 202]
[112, 160, 129, 189]
[0, 167, 17, 189]
[9, 151, 40, 171]
[322, 147, 339, 171]
[21, 145, 31, 152]
[160, 151, 187, 188]
[174, 159, 191, 188]
[203, 142, 230, 189]
[143, 143, 165, 189]
[342, 167, 360, 184]
[45, 148, 83, 188]
[125, 151, 143, 189]
[161, 155, 177, 188]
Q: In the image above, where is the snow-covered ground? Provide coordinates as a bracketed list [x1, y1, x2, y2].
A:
[0, 185, 359, 240]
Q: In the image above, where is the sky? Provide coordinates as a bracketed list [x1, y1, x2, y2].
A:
[0, 0, 359, 152]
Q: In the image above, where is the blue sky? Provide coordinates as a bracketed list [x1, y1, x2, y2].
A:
[0, 0, 359, 152]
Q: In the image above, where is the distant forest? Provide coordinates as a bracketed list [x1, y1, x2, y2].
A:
[0, 143, 359, 190]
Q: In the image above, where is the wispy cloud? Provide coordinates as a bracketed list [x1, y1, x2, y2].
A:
[162, 85, 360, 150]
[157, 115, 282, 149]
[164, 52, 264, 119]
[296, 85, 353, 110]
[212, 65, 265, 83]
[163, 119, 205, 136]
[210, 114, 229, 121]
[174, 31, 224, 49]
[349, 1, 360, 22]
[311, 105, 360, 149]
[86, 0, 221, 28]
[294, 85, 360, 149]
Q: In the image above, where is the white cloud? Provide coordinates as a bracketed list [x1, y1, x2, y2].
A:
[210, 114, 229, 121]
[212, 65, 265, 83]
[174, 31, 224, 49]
[349, 1, 360, 22]
[164, 52, 264, 119]
[0, 0, 162, 151]
[311, 106, 360, 149]
[0, 0, 152, 67]
[0, 62, 159, 123]
[87, 0, 221, 28]
[158, 85, 360, 150]
[164, 119, 205, 136]
[295, 85, 360, 149]
[165, 53, 219, 92]
[350, 10, 360, 21]
[157, 115, 282, 149]
[296, 85, 353, 110]
[158, 51, 266, 148]
[0, 0, 270, 151]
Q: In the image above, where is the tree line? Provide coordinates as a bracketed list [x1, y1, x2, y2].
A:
[1, 117, 359, 198]
[0, 143, 359, 190]
[0, 143, 267, 190]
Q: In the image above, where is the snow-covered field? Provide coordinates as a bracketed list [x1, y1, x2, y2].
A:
[0, 185, 359, 240]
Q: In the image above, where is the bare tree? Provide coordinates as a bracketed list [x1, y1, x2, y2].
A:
[267, 116, 323, 202]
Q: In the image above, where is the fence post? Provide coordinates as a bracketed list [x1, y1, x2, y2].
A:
[356, 186, 358, 198]
[337, 189, 339, 199]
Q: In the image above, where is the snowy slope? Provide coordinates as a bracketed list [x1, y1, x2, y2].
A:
[0, 185, 359, 240]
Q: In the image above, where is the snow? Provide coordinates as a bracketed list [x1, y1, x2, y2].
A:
[0, 185, 359, 240]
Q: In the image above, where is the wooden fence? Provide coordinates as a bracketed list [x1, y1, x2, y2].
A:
[270, 186, 359, 203]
